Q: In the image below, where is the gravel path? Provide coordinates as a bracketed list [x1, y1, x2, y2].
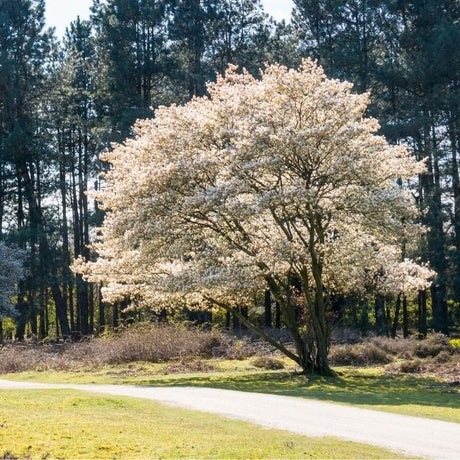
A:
[1, 379, 459, 459]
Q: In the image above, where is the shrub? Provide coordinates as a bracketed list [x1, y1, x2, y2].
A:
[0, 324, 258, 373]
[394, 359, 425, 374]
[251, 356, 285, 370]
[413, 333, 450, 358]
[435, 351, 452, 363]
[161, 359, 216, 374]
[329, 342, 391, 366]
[367, 336, 412, 355]
[330, 328, 361, 344]
[329, 345, 363, 365]
[90, 324, 250, 364]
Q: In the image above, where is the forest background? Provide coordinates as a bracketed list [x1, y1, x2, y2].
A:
[0, 0, 459, 342]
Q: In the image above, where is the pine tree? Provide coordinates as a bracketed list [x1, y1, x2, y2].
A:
[0, 0, 71, 338]
[91, 0, 171, 142]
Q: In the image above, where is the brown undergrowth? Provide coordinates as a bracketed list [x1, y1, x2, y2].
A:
[329, 333, 459, 381]
[0, 324, 265, 374]
[0, 326, 458, 381]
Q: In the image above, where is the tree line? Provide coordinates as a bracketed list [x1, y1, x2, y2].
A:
[0, 0, 458, 341]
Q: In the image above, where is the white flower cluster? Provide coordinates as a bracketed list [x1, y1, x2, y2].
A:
[74, 59, 433, 311]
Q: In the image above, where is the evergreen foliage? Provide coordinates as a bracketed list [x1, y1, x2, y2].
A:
[0, 0, 458, 347]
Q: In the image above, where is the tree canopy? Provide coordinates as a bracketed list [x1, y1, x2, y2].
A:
[75, 60, 432, 374]
[0, 242, 25, 322]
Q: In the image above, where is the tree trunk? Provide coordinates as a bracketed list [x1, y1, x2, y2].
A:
[89, 284, 94, 332]
[18, 162, 71, 338]
[264, 290, 272, 328]
[15, 292, 26, 341]
[402, 295, 409, 338]
[275, 302, 281, 328]
[232, 308, 240, 333]
[98, 302, 105, 331]
[449, 113, 460, 302]
[391, 295, 401, 338]
[240, 306, 248, 330]
[374, 295, 388, 336]
[311, 295, 330, 374]
[422, 118, 449, 333]
[113, 303, 119, 328]
[418, 290, 427, 336]
[360, 299, 370, 336]
[299, 263, 331, 375]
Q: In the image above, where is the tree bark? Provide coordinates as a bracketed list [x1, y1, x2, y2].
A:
[391, 295, 401, 338]
[264, 290, 272, 328]
[204, 296, 300, 365]
[418, 290, 427, 336]
[232, 307, 240, 333]
[360, 299, 370, 336]
[374, 295, 388, 336]
[275, 302, 281, 329]
[402, 295, 409, 338]
[18, 162, 71, 338]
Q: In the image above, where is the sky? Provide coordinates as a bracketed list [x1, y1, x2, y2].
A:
[45, 0, 294, 38]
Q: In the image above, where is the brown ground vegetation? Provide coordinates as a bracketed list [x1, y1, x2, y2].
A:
[0, 325, 458, 380]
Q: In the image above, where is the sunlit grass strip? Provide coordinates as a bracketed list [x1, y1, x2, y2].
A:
[3, 363, 459, 423]
[0, 389, 408, 459]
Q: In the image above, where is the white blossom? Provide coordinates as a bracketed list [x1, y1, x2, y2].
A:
[73, 59, 433, 373]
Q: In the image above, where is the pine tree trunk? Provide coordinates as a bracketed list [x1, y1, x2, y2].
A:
[232, 308, 240, 333]
[264, 290, 272, 328]
[402, 295, 409, 338]
[449, 114, 460, 302]
[360, 300, 370, 336]
[374, 295, 388, 336]
[18, 162, 71, 338]
[275, 302, 281, 328]
[418, 290, 427, 336]
[422, 118, 449, 333]
[391, 295, 401, 338]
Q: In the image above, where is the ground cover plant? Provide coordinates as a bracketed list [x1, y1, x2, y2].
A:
[0, 389, 408, 459]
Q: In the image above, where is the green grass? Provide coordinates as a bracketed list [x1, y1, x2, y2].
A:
[0, 389, 408, 459]
[3, 361, 459, 423]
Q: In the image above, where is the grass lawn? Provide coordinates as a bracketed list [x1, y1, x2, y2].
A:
[3, 359, 459, 423]
[0, 389, 409, 459]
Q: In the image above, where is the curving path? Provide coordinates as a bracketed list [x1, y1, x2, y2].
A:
[1, 379, 459, 459]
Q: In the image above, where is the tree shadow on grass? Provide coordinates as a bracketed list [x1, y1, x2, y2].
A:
[139, 369, 460, 411]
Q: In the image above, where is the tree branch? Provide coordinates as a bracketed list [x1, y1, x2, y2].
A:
[203, 295, 300, 365]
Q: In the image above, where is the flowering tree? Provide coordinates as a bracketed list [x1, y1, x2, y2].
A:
[0, 242, 26, 340]
[75, 60, 432, 374]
